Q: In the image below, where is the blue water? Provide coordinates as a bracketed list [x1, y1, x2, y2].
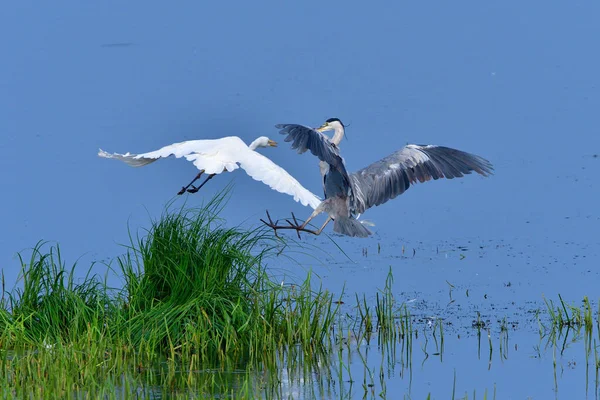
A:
[281, 236, 599, 398]
[1, 1, 599, 398]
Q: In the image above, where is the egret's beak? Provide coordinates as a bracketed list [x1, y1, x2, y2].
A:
[316, 123, 329, 133]
[267, 139, 278, 147]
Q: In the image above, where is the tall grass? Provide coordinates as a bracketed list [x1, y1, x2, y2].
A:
[1, 242, 114, 346]
[0, 192, 342, 397]
[116, 193, 281, 361]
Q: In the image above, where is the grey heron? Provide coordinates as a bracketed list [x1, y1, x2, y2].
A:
[262, 118, 493, 237]
[98, 136, 322, 209]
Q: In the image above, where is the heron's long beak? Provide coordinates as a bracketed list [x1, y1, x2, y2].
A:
[316, 123, 329, 133]
[268, 139, 278, 147]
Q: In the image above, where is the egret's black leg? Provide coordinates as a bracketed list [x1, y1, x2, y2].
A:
[187, 174, 216, 194]
[178, 170, 205, 195]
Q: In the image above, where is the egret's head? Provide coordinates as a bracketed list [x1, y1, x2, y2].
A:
[250, 136, 278, 150]
[316, 117, 345, 133]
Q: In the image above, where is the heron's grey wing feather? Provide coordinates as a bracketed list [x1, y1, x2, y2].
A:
[274, 124, 350, 179]
[350, 145, 494, 213]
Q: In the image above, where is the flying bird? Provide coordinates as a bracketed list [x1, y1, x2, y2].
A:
[263, 118, 494, 237]
[98, 136, 322, 209]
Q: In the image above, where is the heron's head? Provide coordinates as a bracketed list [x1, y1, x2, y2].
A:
[316, 118, 345, 133]
[249, 136, 278, 150]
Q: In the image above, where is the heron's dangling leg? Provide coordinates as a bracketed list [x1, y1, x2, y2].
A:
[307, 216, 332, 235]
[295, 208, 321, 230]
[187, 173, 216, 193]
[178, 170, 205, 195]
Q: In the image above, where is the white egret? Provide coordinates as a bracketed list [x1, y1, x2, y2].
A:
[263, 118, 494, 237]
[98, 136, 322, 209]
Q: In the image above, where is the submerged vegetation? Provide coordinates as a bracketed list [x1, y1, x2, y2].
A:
[0, 193, 598, 398]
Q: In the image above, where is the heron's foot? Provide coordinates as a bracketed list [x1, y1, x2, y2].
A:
[177, 187, 187, 195]
[187, 185, 201, 194]
[260, 210, 320, 239]
[260, 210, 282, 235]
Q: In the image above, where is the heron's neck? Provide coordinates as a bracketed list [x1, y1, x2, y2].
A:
[331, 125, 345, 145]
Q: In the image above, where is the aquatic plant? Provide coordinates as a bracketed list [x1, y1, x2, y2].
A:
[3, 241, 114, 346]
[0, 192, 342, 397]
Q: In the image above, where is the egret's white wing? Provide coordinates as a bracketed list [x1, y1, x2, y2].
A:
[236, 147, 322, 209]
[99, 136, 321, 208]
[98, 137, 241, 174]
[98, 149, 159, 167]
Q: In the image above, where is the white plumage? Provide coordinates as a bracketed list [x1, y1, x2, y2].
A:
[98, 136, 322, 209]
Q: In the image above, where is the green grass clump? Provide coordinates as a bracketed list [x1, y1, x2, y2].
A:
[117, 194, 277, 361]
[1, 242, 113, 346]
[0, 192, 342, 397]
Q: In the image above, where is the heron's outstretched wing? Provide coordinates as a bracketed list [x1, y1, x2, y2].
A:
[275, 124, 350, 179]
[350, 145, 494, 214]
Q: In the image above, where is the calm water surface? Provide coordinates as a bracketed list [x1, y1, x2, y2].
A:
[1, 1, 599, 398]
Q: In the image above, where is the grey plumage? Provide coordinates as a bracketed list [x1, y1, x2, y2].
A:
[274, 121, 493, 237]
[333, 216, 372, 238]
[275, 124, 350, 182]
[276, 124, 353, 199]
[350, 144, 494, 214]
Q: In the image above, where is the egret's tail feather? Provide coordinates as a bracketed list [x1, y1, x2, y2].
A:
[333, 216, 372, 238]
[98, 149, 157, 167]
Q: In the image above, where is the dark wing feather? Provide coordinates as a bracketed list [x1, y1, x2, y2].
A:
[275, 123, 352, 190]
[350, 144, 493, 214]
